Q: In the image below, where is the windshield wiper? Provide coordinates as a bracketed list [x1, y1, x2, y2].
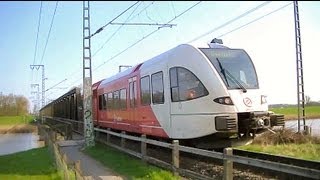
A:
[216, 58, 229, 87]
[216, 58, 247, 93]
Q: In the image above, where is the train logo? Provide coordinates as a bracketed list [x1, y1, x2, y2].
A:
[243, 97, 252, 107]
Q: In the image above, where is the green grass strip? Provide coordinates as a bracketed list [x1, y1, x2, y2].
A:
[270, 105, 320, 120]
[0, 147, 61, 180]
[84, 142, 180, 180]
[0, 115, 34, 125]
[237, 143, 320, 161]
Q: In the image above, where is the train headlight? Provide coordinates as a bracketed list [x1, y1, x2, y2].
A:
[261, 95, 267, 104]
[214, 96, 234, 105]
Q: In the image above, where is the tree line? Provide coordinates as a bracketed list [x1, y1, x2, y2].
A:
[0, 93, 29, 116]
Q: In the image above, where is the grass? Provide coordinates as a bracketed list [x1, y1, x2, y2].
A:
[0, 115, 34, 125]
[0, 147, 61, 180]
[237, 129, 320, 161]
[84, 142, 180, 180]
[237, 143, 320, 161]
[270, 105, 320, 120]
[0, 116, 37, 134]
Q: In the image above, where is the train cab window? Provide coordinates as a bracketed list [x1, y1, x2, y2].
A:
[129, 81, 137, 107]
[120, 88, 127, 110]
[170, 67, 208, 102]
[107, 92, 113, 109]
[151, 71, 164, 104]
[140, 76, 151, 105]
[113, 90, 120, 109]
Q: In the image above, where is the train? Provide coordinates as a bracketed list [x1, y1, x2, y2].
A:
[40, 38, 284, 149]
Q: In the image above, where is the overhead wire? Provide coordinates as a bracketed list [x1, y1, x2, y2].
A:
[66, 1, 202, 89]
[39, 1, 59, 65]
[127, 1, 154, 22]
[187, 1, 271, 43]
[93, 1, 202, 72]
[92, 1, 142, 57]
[63, 1, 141, 77]
[171, 1, 177, 18]
[49, 1, 291, 99]
[90, 1, 139, 38]
[217, 2, 292, 38]
[32, 1, 43, 66]
[47, 1, 142, 94]
[49, 1, 141, 91]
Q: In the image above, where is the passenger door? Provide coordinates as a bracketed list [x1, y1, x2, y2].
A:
[129, 77, 137, 126]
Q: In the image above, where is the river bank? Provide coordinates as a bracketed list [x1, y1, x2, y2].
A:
[0, 124, 37, 134]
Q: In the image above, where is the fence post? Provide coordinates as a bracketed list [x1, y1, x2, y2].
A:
[107, 128, 111, 143]
[172, 140, 179, 176]
[223, 148, 233, 180]
[121, 131, 126, 148]
[141, 134, 147, 161]
[304, 126, 311, 135]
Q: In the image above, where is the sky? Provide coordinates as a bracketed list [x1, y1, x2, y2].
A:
[0, 1, 319, 112]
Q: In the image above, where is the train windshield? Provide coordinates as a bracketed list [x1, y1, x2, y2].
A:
[200, 48, 259, 89]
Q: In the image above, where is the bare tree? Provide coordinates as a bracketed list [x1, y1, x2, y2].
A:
[0, 93, 29, 116]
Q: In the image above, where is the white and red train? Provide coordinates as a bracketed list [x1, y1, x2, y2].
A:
[40, 39, 284, 148]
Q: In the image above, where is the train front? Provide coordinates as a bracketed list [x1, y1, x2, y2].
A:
[199, 39, 284, 141]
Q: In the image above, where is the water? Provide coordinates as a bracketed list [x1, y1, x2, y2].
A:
[0, 133, 44, 156]
[285, 119, 320, 136]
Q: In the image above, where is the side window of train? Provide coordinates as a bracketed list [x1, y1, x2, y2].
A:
[103, 93, 107, 110]
[120, 88, 127, 110]
[129, 81, 137, 108]
[98, 95, 103, 110]
[107, 92, 113, 110]
[169, 67, 208, 102]
[140, 76, 151, 105]
[151, 71, 164, 104]
[113, 90, 120, 110]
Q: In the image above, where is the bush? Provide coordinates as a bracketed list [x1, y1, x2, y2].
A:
[253, 129, 320, 145]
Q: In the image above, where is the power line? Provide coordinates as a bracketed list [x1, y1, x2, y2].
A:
[217, 2, 292, 38]
[92, 1, 142, 57]
[45, 2, 141, 91]
[171, 1, 177, 18]
[46, 1, 156, 91]
[32, 1, 43, 66]
[46, 1, 201, 98]
[93, 1, 202, 72]
[90, 1, 139, 38]
[64, 1, 202, 90]
[39, 1, 59, 65]
[187, 1, 271, 43]
[128, 1, 154, 22]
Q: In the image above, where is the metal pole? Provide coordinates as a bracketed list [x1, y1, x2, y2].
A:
[293, 1, 306, 132]
[83, 1, 94, 147]
[42, 65, 45, 107]
[30, 65, 45, 108]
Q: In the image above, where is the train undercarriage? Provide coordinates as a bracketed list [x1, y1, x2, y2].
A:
[187, 111, 285, 149]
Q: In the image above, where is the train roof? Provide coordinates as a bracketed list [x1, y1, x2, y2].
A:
[98, 41, 229, 87]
